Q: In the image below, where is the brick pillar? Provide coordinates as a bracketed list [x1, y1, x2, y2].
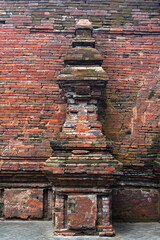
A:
[44, 19, 122, 236]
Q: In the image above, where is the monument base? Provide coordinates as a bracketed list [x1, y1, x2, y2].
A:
[53, 187, 115, 236]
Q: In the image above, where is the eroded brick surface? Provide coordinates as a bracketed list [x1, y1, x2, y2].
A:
[112, 188, 160, 220]
[67, 194, 97, 230]
[54, 195, 65, 229]
[4, 189, 43, 219]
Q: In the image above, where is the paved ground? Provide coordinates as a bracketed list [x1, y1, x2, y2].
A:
[0, 221, 160, 240]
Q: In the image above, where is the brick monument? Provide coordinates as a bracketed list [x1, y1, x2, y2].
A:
[45, 19, 122, 236]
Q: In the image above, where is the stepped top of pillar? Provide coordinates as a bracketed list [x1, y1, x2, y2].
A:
[76, 19, 93, 30]
[73, 19, 94, 47]
[58, 19, 108, 82]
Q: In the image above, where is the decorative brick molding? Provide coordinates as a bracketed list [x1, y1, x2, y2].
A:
[44, 19, 122, 236]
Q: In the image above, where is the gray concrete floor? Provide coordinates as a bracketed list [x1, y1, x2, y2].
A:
[0, 221, 160, 240]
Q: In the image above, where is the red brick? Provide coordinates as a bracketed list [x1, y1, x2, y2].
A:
[4, 189, 43, 219]
[67, 195, 97, 230]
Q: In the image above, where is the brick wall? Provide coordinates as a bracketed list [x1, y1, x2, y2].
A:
[0, 0, 159, 221]
[101, 31, 160, 164]
[0, 0, 159, 164]
[0, 0, 160, 161]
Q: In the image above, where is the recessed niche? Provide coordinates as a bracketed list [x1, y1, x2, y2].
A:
[0, 20, 5, 24]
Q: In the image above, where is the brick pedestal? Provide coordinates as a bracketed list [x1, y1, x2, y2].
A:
[53, 187, 114, 236]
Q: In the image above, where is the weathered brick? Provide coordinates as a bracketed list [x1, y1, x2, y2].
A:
[67, 194, 97, 230]
[4, 189, 43, 219]
[112, 189, 160, 220]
